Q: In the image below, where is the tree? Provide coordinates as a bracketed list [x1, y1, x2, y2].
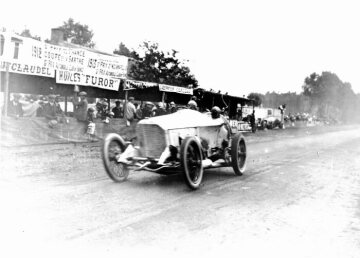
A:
[126, 41, 198, 88]
[19, 29, 41, 41]
[247, 93, 264, 106]
[113, 42, 139, 59]
[302, 71, 359, 122]
[58, 18, 95, 48]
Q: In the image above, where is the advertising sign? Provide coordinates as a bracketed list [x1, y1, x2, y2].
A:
[56, 71, 121, 91]
[159, 84, 193, 95]
[124, 79, 158, 90]
[0, 30, 128, 91]
[0, 32, 55, 77]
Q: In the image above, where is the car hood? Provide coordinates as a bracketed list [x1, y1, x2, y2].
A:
[138, 109, 224, 130]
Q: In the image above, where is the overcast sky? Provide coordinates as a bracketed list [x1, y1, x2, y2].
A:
[1, 0, 359, 96]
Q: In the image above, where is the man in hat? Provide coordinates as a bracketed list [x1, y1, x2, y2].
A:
[6, 93, 24, 117]
[124, 96, 136, 126]
[112, 100, 123, 118]
[168, 101, 177, 114]
[141, 101, 154, 118]
[187, 100, 198, 111]
[96, 99, 109, 120]
[153, 102, 167, 117]
[43, 94, 65, 128]
[250, 110, 256, 133]
[73, 91, 88, 122]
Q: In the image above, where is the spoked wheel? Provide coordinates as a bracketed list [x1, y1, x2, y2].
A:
[180, 136, 204, 190]
[231, 132, 247, 175]
[102, 133, 129, 182]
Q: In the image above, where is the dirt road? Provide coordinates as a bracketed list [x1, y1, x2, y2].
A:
[1, 126, 360, 257]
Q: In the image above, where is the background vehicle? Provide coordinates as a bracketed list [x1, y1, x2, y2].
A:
[102, 109, 247, 190]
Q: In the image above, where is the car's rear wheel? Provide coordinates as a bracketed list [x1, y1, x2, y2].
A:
[102, 133, 129, 182]
[231, 133, 247, 176]
[180, 136, 204, 190]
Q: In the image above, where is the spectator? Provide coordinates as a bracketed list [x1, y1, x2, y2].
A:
[55, 95, 61, 105]
[86, 107, 96, 140]
[6, 93, 23, 118]
[278, 104, 286, 129]
[95, 99, 109, 120]
[236, 104, 242, 121]
[222, 107, 229, 118]
[21, 95, 41, 118]
[43, 95, 63, 119]
[112, 100, 123, 118]
[153, 102, 167, 117]
[250, 110, 256, 133]
[73, 91, 88, 122]
[168, 101, 177, 114]
[124, 97, 137, 127]
[43, 95, 66, 128]
[36, 96, 46, 117]
[142, 101, 154, 118]
[87, 106, 96, 123]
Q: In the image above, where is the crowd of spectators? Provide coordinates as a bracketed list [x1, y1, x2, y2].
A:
[7, 92, 309, 136]
[2, 92, 189, 136]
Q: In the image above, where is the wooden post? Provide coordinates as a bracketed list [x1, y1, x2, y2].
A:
[3, 66, 10, 116]
[124, 90, 128, 111]
[64, 96, 68, 115]
[161, 91, 166, 103]
[125, 90, 128, 103]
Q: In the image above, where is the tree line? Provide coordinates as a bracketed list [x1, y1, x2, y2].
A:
[248, 72, 360, 122]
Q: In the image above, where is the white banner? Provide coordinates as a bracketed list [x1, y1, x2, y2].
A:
[124, 79, 158, 90]
[0, 30, 128, 91]
[0, 32, 55, 77]
[56, 71, 120, 91]
[43, 44, 128, 79]
[85, 51, 128, 79]
[42, 43, 86, 73]
[159, 84, 193, 95]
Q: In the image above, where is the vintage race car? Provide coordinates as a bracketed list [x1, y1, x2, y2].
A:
[102, 109, 247, 190]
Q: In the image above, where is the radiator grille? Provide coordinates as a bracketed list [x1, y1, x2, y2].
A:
[137, 124, 166, 158]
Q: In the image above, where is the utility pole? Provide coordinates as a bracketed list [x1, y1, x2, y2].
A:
[3, 65, 10, 116]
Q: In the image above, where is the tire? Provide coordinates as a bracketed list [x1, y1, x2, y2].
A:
[102, 133, 129, 182]
[180, 136, 204, 190]
[231, 132, 247, 176]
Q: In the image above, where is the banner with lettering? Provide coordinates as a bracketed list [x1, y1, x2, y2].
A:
[159, 84, 193, 95]
[124, 79, 158, 90]
[56, 70, 121, 91]
[0, 29, 128, 91]
[0, 31, 55, 77]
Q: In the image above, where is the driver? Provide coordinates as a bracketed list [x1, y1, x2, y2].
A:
[187, 100, 198, 111]
[211, 106, 232, 147]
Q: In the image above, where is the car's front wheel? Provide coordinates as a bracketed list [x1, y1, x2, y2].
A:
[180, 136, 204, 190]
[102, 133, 129, 182]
